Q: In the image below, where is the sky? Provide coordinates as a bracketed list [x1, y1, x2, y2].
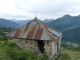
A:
[0, 0, 80, 20]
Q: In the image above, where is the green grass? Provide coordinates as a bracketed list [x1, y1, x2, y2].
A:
[61, 47, 80, 60]
[0, 40, 49, 60]
[0, 41, 12, 60]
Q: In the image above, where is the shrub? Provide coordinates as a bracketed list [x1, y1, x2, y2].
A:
[5, 48, 38, 60]
[3, 41, 20, 49]
[4, 41, 38, 60]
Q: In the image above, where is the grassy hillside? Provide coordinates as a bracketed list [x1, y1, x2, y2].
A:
[61, 47, 80, 60]
[0, 26, 14, 41]
[0, 26, 14, 36]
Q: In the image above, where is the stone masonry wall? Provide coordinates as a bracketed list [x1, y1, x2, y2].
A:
[9, 38, 56, 59]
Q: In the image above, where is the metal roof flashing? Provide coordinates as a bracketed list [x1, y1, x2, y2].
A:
[48, 28, 60, 37]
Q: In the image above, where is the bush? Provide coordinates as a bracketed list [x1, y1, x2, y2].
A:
[5, 48, 38, 60]
[3, 40, 20, 49]
[4, 41, 38, 60]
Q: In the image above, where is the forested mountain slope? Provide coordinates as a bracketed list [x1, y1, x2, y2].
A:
[48, 14, 80, 44]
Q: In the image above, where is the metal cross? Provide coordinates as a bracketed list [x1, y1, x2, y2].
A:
[35, 12, 37, 17]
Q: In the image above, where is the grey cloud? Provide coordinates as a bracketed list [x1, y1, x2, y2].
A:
[1, 0, 80, 19]
[20, 0, 72, 16]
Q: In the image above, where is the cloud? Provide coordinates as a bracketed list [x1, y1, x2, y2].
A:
[0, 0, 80, 20]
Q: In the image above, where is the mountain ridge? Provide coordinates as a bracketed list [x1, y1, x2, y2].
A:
[47, 14, 80, 45]
[0, 18, 20, 28]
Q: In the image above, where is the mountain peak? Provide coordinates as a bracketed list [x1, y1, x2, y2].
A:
[59, 14, 72, 19]
[43, 19, 54, 23]
[63, 14, 71, 18]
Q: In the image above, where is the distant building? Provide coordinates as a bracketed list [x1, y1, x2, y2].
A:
[6, 17, 62, 60]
